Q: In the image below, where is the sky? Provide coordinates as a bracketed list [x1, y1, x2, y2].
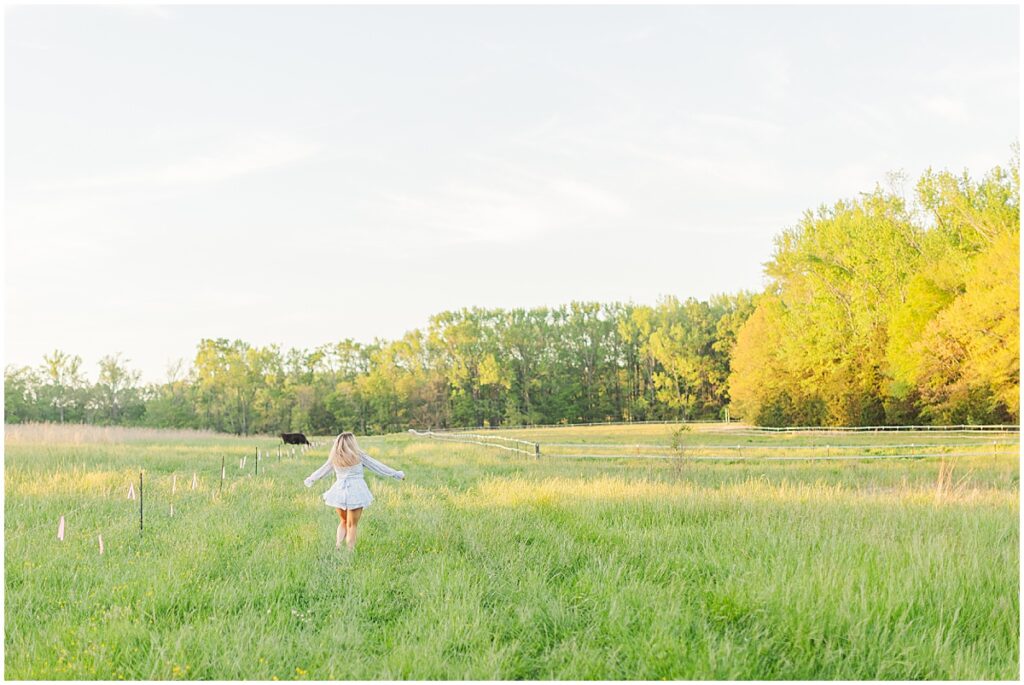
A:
[5, 4, 1019, 382]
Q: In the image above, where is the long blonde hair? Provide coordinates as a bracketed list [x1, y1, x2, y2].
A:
[330, 432, 362, 468]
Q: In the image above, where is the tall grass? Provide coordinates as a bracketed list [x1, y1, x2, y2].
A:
[4, 422, 271, 445]
[4, 429, 1018, 679]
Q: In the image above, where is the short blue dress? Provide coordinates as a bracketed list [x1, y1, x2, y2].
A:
[304, 452, 404, 510]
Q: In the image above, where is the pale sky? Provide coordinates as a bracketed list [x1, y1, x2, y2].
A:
[5, 5, 1019, 382]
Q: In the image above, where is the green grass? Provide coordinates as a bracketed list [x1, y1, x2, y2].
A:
[4, 424, 1019, 679]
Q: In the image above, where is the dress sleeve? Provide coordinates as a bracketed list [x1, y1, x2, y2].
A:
[359, 452, 405, 480]
[304, 459, 333, 487]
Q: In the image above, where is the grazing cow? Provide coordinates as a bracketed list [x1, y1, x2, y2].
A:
[281, 432, 311, 446]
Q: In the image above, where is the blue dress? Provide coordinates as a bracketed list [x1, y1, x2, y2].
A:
[304, 452, 404, 510]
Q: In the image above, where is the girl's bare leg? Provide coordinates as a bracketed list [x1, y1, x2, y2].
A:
[335, 508, 348, 549]
[345, 507, 363, 551]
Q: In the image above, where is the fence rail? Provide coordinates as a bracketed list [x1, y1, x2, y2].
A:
[407, 430, 537, 457]
[730, 424, 1020, 433]
[409, 427, 1019, 463]
[434, 421, 1019, 434]
[540, 440, 1020, 451]
[717, 431, 1018, 440]
[437, 419, 721, 432]
[543, 451, 1012, 463]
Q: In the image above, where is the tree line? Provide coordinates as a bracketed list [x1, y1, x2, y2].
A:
[5, 153, 1018, 432]
[4, 297, 754, 434]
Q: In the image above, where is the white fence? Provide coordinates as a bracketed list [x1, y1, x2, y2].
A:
[407, 430, 538, 457]
[437, 421, 1019, 434]
[727, 424, 1019, 434]
[409, 426, 1020, 463]
[437, 419, 721, 432]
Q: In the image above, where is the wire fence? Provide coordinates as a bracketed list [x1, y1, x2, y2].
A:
[539, 440, 1021, 451]
[439, 419, 724, 432]
[716, 431, 1019, 441]
[407, 429, 538, 457]
[409, 427, 1020, 463]
[25, 434, 426, 564]
[437, 421, 1018, 433]
[33, 426, 1022, 555]
[31, 437, 330, 558]
[541, 450, 1014, 463]
[726, 424, 1020, 434]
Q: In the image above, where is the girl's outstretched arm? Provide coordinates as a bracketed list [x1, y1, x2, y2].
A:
[304, 458, 333, 487]
[359, 452, 405, 480]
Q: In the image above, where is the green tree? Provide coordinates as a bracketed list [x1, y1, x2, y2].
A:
[92, 354, 144, 424]
[39, 350, 85, 424]
[4, 365, 40, 423]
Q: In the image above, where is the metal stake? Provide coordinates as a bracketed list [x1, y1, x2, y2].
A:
[139, 470, 144, 533]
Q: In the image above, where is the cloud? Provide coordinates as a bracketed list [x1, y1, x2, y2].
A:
[373, 184, 556, 246]
[920, 96, 969, 124]
[494, 106, 793, 196]
[473, 155, 630, 215]
[100, 5, 173, 20]
[157, 135, 317, 185]
[750, 49, 792, 102]
[26, 133, 318, 194]
[365, 163, 629, 248]
[9, 40, 56, 51]
[928, 62, 1018, 86]
[621, 26, 658, 44]
[689, 112, 784, 140]
[545, 177, 628, 215]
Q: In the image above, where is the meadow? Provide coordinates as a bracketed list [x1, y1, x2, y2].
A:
[4, 423, 1019, 679]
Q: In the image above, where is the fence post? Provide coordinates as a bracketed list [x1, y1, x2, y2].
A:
[255, 447, 259, 477]
[139, 470, 144, 534]
[535, 443, 541, 460]
[220, 454, 225, 496]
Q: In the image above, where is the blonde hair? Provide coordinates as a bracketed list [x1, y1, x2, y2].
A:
[330, 432, 362, 468]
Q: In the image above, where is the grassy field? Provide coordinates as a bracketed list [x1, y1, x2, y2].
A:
[4, 423, 1019, 679]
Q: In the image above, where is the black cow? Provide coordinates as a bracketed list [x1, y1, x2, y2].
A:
[281, 432, 311, 446]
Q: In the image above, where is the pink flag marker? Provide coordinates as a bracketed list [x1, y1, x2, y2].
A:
[98, 534, 104, 555]
[128, 483, 136, 500]
[57, 516, 65, 541]
[191, 473, 198, 490]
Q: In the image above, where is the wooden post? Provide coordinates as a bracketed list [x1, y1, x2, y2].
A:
[139, 470, 144, 534]
[220, 454, 225, 495]
[255, 447, 259, 477]
[535, 443, 541, 460]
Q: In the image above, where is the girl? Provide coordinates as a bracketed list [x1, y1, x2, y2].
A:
[304, 432, 405, 551]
